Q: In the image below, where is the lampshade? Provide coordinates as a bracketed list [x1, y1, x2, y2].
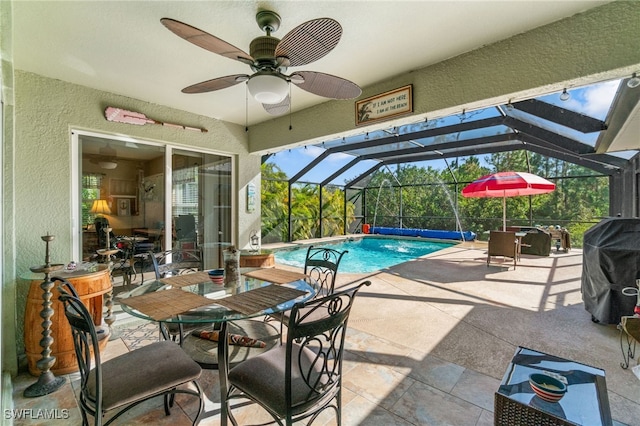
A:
[90, 199, 111, 215]
[247, 73, 289, 104]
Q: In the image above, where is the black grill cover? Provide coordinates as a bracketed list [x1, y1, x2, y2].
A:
[582, 218, 640, 324]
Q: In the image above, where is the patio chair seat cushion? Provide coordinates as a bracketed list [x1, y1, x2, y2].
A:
[87, 340, 201, 411]
[228, 343, 327, 416]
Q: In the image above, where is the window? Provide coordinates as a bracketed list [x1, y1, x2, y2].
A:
[82, 173, 103, 226]
[173, 166, 198, 217]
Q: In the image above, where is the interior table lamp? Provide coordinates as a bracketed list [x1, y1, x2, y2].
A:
[90, 200, 113, 249]
[90, 199, 111, 217]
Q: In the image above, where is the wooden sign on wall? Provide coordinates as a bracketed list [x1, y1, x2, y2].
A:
[355, 85, 413, 126]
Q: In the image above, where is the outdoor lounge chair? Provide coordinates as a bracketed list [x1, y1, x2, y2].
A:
[487, 230, 518, 269]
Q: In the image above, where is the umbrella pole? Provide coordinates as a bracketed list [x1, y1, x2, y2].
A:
[503, 194, 506, 231]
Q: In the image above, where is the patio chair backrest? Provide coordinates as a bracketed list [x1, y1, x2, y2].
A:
[94, 217, 116, 250]
[151, 249, 202, 279]
[303, 245, 348, 296]
[487, 230, 518, 269]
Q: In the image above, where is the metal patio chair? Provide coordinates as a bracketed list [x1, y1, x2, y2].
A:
[56, 278, 204, 426]
[226, 280, 371, 426]
[270, 245, 348, 341]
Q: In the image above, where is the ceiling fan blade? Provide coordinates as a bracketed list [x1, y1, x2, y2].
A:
[262, 96, 290, 116]
[291, 71, 361, 99]
[182, 74, 249, 94]
[275, 18, 342, 67]
[161, 18, 254, 65]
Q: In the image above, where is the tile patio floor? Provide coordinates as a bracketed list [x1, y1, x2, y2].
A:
[10, 241, 640, 425]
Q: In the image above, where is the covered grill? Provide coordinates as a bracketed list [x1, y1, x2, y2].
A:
[582, 218, 640, 324]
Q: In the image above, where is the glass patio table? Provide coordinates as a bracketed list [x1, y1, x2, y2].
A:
[495, 346, 612, 426]
[118, 268, 317, 426]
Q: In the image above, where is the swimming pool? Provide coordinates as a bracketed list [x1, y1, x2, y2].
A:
[273, 237, 455, 273]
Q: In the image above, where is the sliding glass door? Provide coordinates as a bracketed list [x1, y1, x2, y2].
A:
[172, 149, 232, 269]
[78, 132, 232, 270]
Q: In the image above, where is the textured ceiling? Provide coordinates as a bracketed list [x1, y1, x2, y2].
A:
[13, 1, 611, 126]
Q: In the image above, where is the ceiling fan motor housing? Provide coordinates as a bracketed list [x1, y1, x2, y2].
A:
[250, 36, 282, 69]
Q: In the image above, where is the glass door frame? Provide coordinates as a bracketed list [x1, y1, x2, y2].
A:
[71, 129, 235, 263]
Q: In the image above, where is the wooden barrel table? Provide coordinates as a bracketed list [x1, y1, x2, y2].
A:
[239, 251, 275, 268]
[24, 264, 112, 376]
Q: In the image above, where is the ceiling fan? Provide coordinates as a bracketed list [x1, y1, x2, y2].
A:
[161, 10, 362, 115]
[88, 144, 119, 169]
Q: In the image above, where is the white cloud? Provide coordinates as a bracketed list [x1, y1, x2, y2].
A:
[327, 152, 355, 162]
[581, 80, 619, 118]
[299, 145, 325, 158]
[295, 145, 355, 163]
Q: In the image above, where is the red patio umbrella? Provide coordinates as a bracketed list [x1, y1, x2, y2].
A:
[461, 171, 556, 231]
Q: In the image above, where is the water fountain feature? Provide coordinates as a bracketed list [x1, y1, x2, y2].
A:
[366, 177, 476, 241]
[372, 179, 395, 229]
[437, 179, 466, 242]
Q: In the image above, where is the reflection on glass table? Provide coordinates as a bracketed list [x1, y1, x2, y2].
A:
[118, 270, 316, 322]
[495, 346, 612, 426]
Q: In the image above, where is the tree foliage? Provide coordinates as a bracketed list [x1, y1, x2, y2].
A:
[363, 151, 608, 246]
[261, 151, 609, 247]
[261, 163, 356, 243]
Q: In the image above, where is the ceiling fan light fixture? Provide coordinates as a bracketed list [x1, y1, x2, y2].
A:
[247, 73, 289, 104]
[98, 160, 118, 170]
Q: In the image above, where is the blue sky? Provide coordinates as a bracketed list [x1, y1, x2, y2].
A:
[266, 79, 625, 185]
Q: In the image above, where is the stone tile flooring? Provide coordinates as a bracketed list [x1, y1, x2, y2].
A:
[10, 243, 640, 425]
[11, 324, 500, 425]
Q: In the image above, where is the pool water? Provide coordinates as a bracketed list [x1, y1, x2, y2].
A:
[274, 237, 454, 273]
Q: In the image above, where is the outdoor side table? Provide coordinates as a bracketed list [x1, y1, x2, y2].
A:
[495, 346, 612, 426]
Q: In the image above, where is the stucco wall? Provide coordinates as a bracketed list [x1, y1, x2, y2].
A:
[8, 71, 261, 371]
[249, 1, 640, 153]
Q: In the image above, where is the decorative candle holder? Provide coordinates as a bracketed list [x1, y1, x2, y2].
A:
[23, 234, 66, 397]
[96, 227, 119, 339]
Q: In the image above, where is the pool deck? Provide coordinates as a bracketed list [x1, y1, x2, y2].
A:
[267, 237, 640, 425]
[10, 239, 640, 425]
